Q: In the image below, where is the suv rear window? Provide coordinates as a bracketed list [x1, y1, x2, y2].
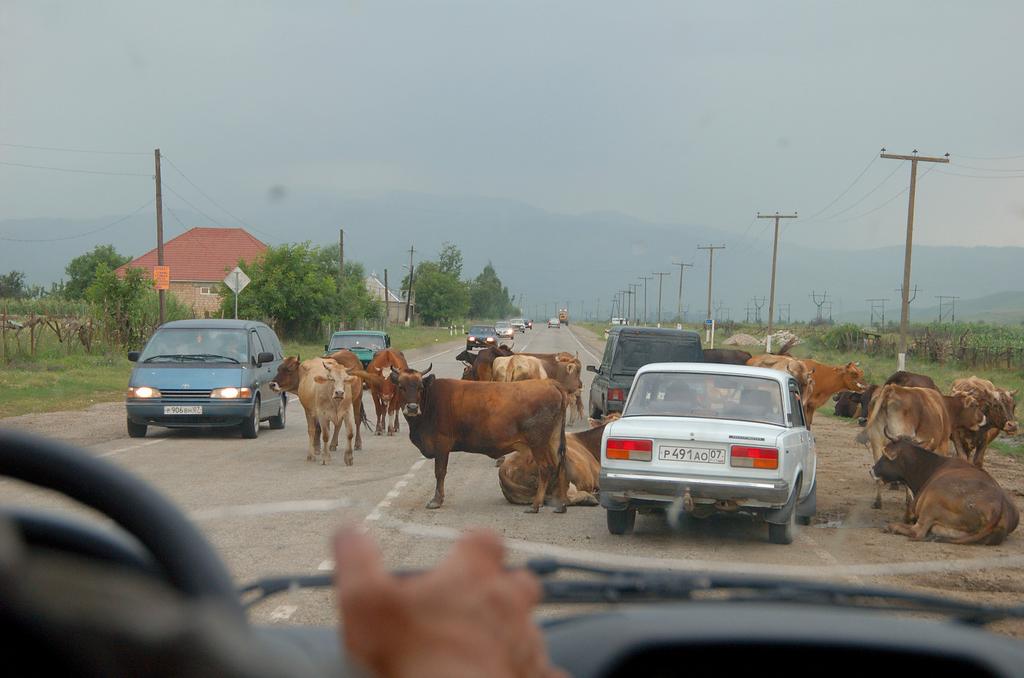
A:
[612, 337, 699, 374]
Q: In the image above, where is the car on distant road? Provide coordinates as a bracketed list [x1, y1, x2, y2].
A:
[600, 362, 816, 544]
[510, 318, 526, 333]
[547, 317, 560, 328]
[588, 326, 703, 418]
[125, 319, 286, 439]
[465, 325, 499, 350]
[526, 319, 534, 329]
[494, 320, 515, 343]
[324, 330, 390, 368]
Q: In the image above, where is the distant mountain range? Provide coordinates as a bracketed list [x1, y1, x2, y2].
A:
[3, 190, 1022, 324]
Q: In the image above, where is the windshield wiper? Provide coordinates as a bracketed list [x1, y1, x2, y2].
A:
[239, 558, 1024, 626]
[142, 354, 199, 363]
[180, 354, 241, 364]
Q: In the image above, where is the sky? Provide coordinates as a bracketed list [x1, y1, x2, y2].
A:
[3, 0, 1024, 254]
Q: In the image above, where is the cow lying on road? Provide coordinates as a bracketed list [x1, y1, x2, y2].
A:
[394, 365, 569, 513]
[871, 434, 1019, 544]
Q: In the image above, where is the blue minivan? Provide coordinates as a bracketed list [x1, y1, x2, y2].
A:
[125, 319, 287, 439]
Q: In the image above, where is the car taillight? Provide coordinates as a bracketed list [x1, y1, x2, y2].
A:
[606, 438, 653, 461]
[730, 445, 779, 469]
[607, 388, 625, 402]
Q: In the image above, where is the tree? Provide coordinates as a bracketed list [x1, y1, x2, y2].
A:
[0, 270, 27, 298]
[469, 262, 515, 319]
[438, 241, 464, 279]
[65, 245, 131, 299]
[86, 264, 151, 346]
[413, 261, 469, 325]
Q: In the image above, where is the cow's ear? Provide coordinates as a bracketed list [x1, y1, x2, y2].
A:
[423, 374, 436, 388]
[314, 375, 328, 384]
[389, 370, 400, 384]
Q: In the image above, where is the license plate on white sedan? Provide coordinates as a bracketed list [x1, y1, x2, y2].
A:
[658, 446, 726, 464]
[163, 406, 202, 415]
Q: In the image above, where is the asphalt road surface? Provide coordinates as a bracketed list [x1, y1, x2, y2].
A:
[5, 324, 1024, 634]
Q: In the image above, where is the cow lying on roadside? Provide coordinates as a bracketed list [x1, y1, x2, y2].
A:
[393, 366, 569, 513]
[871, 434, 1019, 544]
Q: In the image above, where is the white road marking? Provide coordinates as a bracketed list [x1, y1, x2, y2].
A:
[410, 345, 461, 366]
[317, 560, 334, 571]
[269, 605, 297, 622]
[566, 327, 601, 362]
[190, 498, 353, 521]
[372, 515, 1024, 579]
[96, 438, 167, 458]
[365, 457, 428, 523]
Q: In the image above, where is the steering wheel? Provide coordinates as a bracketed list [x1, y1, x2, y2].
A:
[0, 429, 243, 619]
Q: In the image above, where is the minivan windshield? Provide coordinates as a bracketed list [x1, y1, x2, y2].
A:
[625, 372, 786, 426]
[139, 328, 248, 364]
[611, 337, 699, 375]
[329, 333, 385, 351]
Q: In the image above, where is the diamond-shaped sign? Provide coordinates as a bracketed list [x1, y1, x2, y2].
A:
[224, 267, 251, 294]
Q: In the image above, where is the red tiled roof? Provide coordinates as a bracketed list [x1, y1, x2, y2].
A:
[117, 227, 267, 282]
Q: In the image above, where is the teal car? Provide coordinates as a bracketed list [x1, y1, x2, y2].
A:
[324, 330, 391, 367]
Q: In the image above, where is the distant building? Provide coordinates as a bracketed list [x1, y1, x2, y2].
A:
[365, 273, 412, 323]
[117, 227, 267, 317]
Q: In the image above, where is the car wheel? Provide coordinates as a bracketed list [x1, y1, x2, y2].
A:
[126, 418, 147, 438]
[268, 394, 286, 430]
[240, 396, 261, 439]
[606, 507, 636, 535]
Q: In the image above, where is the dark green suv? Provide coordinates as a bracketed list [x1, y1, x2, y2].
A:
[586, 327, 703, 418]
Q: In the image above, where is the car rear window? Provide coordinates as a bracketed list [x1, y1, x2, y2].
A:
[329, 334, 385, 351]
[612, 337, 700, 374]
[625, 372, 785, 426]
[469, 326, 494, 334]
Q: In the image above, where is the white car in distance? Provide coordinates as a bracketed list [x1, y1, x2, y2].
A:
[600, 363, 816, 544]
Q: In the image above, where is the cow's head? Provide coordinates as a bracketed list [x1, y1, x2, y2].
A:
[561, 361, 583, 392]
[269, 355, 301, 392]
[313, 360, 355, 401]
[998, 389, 1019, 434]
[871, 436, 913, 483]
[460, 361, 476, 380]
[957, 394, 987, 432]
[390, 364, 434, 417]
[842, 362, 867, 391]
[454, 349, 476, 364]
[376, 366, 399, 406]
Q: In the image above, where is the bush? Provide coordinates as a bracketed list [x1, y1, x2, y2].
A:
[816, 323, 863, 352]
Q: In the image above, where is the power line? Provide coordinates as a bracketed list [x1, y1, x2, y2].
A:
[161, 181, 228, 228]
[0, 142, 149, 156]
[951, 162, 1024, 173]
[812, 164, 940, 225]
[935, 168, 1024, 180]
[0, 198, 154, 242]
[954, 151, 1024, 161]
[802, 152, 879, 221]
[0, 159, 150, 177]
[807, 160, 906, 223]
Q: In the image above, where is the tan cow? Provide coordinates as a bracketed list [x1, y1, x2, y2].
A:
[297, 359, 358, 466]
[860, 384, 986, 513]
[951, 376, 1020, 468]
[494, 354, 585, 424]
[871, 436, 1019, 544]
[798, 359, 865, 426]
[746, 353, 815, 407]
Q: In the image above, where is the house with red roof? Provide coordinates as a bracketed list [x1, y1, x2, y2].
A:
[117, 227, 267, 316]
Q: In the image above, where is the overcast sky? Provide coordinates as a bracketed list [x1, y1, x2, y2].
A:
[3, 1, 1024, 250]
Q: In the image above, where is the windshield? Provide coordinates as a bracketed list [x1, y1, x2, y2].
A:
[611, 338, 699, 375]
[138, 329, 248, 364]
[329, 334, 384, 351]
[625, 372, 786, 426]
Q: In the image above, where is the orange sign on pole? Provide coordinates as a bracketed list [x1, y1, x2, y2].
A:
[153, 266, 170, 290]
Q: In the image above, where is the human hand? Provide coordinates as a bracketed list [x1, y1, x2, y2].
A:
[334, 526, 567, 678]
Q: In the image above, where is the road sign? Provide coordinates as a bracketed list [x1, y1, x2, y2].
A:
[153, 266, 170, 290]
[704, 318, 713, 326]
[224, 267, 250, 294]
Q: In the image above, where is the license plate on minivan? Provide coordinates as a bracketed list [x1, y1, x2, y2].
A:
[164, 406, 202, 415]
[658, 446, 726, 464]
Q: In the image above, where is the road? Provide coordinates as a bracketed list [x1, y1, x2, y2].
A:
[4, 324, 1024, 633]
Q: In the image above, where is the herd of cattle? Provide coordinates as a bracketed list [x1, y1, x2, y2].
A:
[267, 336, 1021, 546]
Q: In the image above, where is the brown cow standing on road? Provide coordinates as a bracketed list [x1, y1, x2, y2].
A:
[326, 349, 368, 450]
[859, 384, 986, 513]
[356, 349, 409, 435]
[871, 435, 1019, 544]
[951, 376, 1020, 468]
[271, 353, 366, 451]
[393, 365, 569, 513]
[275, 358, 358, 465]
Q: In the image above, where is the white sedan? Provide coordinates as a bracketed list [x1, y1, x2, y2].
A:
[599, 362, 817, 544]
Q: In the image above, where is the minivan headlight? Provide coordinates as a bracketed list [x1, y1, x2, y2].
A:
[127, 386, 161, 399]
[210, 387, 252, 399]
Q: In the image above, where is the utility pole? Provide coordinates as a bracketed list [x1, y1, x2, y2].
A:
[752, 296, 766, 325]
[867, 298, 888, 328]
[628, 284, 641, 325]
[638, 275, 652, 325]
[154, 148, 165, 325]
[697, 245, 725, 347]
[810, 290, 829, 323]
[672, 261, 693, 326]
[404, 245, 416, 325]
[777, 303, 791, 324]
[652, 272, 670, 327]
[757, 212, 797, 351]
[383, 269, 390, 328]
[338, 228, 344, 282]
[936, 295, 959, 323]
[881, 148, 950, 371]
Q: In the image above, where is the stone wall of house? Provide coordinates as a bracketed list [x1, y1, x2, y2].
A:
[169, 281, 224, 318]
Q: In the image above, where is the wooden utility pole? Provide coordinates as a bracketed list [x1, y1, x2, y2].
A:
[672, 261, 693, 326]
[338, 228, 345, 281]
[880, 149, 949, 371]
[153, 149, 165, 325]
[383, 269, 390, 328]
[637, 275, 652, 325]
[652, 272, 670, 327]
[757, 212, 797, 352]
[697, 245, 725, 345]
[404, 246, 416, 325]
